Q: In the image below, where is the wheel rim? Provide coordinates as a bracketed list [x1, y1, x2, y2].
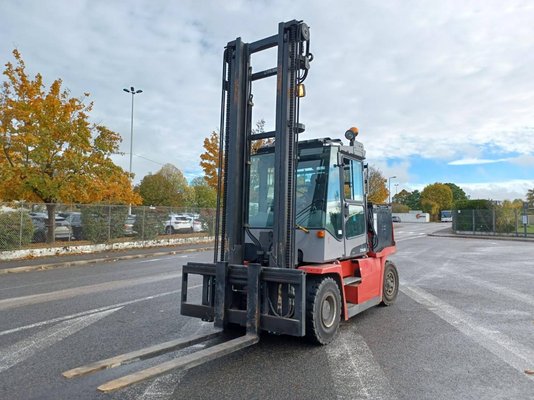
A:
[385, 270, 396, 297]
[321, 293, 336, 328]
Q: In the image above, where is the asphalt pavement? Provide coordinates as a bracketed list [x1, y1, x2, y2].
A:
[0, 223, 533, 400]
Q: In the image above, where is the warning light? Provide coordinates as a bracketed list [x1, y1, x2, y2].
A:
[297, 83, 306, 98]
[344, 127, 359, 141]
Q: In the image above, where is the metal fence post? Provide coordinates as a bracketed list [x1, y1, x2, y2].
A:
[524, 203, 528, 238]
[472, 209, 475, 234]
[108, 205, 112, 242]
[492, 209, 496, 234]
[515, 209, 518, 237]
[19, 204, 24, 248]
[142, 206, 146, 240]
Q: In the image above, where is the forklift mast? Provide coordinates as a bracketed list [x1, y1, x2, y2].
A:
[215, 20, 312, 269]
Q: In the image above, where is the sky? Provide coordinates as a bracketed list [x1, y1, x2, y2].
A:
[1, 0, 533, 201]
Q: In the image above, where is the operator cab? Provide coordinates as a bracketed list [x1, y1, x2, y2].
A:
[246, 137, 369, 265]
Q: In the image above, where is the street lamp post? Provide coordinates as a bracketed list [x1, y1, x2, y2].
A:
[388, 176, 397, 205]
[123, 86, 143, 214]
[123, 87, 143, 180]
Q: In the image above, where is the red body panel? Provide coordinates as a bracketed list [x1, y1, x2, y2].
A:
[299, 245, 396, 320]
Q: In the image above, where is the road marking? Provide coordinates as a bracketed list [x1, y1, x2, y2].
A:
[0, 272, 183, 311]
[0, 307, 121, 373]
[401, 285, 534, 377]
[462, 275, 534, 307]
[326, 330, 398, 399]
[0, 284, 202, 337]
[395, 236, 425, 243]
[135, 258, 162, 264]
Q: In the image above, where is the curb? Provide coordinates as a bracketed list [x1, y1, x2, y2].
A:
[0, 246, 214, 275]
[429, 232, 534, 243]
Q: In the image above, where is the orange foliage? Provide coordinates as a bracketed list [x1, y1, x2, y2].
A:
[0, 49, 141, 206]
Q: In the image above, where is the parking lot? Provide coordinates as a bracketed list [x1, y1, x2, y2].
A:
[0, 223, 533, 399]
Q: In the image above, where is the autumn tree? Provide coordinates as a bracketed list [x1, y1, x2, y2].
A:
[420, 183, 453, 220]
[367, 166, 388, 204]
[136, 163, 192, 207]
[200, 119, 268, 190]
[0, 50, 140, 242]
[200, 131, 219, 189]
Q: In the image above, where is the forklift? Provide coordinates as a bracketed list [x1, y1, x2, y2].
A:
[62, 19, 398, 392]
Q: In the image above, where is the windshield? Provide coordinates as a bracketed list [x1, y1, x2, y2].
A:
[248, 145, 339, 235]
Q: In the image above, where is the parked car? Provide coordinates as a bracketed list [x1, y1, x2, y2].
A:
[58, 212, 83, 240]
[392, 216, 401, 223]
[31, 215, 72, 242]
[192, 218, 208, 232]
[163, 214, 193, 234]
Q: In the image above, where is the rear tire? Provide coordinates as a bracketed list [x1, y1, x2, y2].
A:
[306, 277, 341, 345]
[380, 260, 399, 306]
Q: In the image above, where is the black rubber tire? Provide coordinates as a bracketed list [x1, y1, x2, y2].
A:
[165, 226, 174, 234]
[380, 260, 399, 306]
[306, 277, 341, 345]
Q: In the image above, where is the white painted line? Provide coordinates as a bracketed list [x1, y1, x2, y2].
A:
[0, 284, 203, 337]
[401, 285, 534, 377]
[395, 236, 424, 243]
[135, 258, 162, 264]
[0, 272, 183, 311]
[326, 331, 398, 399]
[462, 275, 534, 307]
[0, 307, 121, 373]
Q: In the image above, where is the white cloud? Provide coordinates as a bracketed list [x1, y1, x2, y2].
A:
[459, 179, 533, 201]
[448, 158, 510, 165]
[401, 179, 533, 201]
[1, 0, 534, 186]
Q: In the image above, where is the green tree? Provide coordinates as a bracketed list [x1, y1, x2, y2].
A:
[392, 189, 410, 205]
[527, 188, 534, 207]
[136, 163, 192, 207]
[367, 166, 388, 204]
[444, 183, 468, 204]
[420, 183, 453, 220]
[392, 203, 410, 213]
[191, 176, 217, 208]
[405, 190, 421, 210]
[0, 50, 140, 242]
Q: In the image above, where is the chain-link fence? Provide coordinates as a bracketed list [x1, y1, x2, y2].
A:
[452, 208, 534, 237]
[0, 202, 216, 251]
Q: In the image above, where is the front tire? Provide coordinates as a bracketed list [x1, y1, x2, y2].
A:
[306, 277, 341, 345]
[380, 260, 399, 306]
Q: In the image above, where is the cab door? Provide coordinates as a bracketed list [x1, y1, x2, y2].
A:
[342, 157, 368, 257]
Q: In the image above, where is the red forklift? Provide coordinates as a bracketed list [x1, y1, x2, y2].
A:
[63, 19, 398, 392]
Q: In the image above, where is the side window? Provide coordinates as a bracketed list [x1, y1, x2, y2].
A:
[345, 204, 366, 238]
[351, 160, 364, 202]
[342, 159, 364, 202]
